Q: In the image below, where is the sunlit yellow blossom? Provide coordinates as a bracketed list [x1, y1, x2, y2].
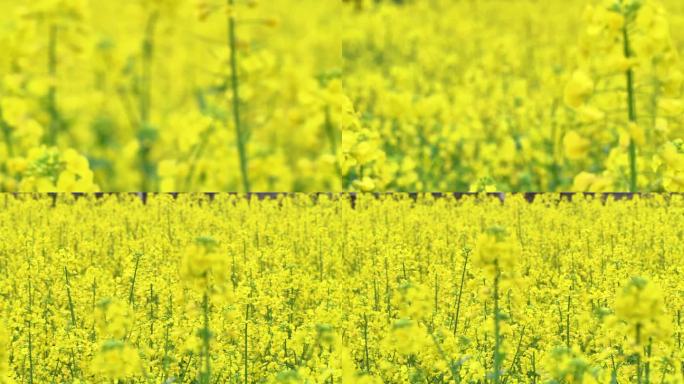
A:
[564, 130, 591, 160]
[90, 340, 143, 380]
[564, 70, 594, 108]
[180, 236, 228, 290]
[95, 298, 133, 340]
[473, 226, 519, 277]
[615, 276, 663, 323]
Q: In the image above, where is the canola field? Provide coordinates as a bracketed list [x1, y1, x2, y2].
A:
[3, 0, 684, 192]
[0, 0, 341, 192]
[342, 0, 684, 192]
[1, 194, 684, 383]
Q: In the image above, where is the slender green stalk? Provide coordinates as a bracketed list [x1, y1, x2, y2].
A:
[90, 278, 97, 341]
[184, 90, 215, 190]
[227, 0, 250, 192]
[244, 304, 249, 384]
[502, 327, 526, 384]
[0, 110, 13, 158]
[47, 24, 59, 146]
[427, 324, 461, 384]
[324, 106, 342, 177]
[27, 279, 34, 384]
[610, 354, 618, 384]
[148, 284, 156, 347]
[493, 264, 502, 384]
[678, 310, 681, 349]
[68, 348, 77, 380]
[363, 313, 370, 373]
[179, 354, 194, 383]
[622, 17, 638, 192]
[162, 320, 171, 381]
[645, 337, 652, 384]
[636, 323, 642, 384]
[128, 253, 142, 306]
[64, 266, 77, 326]
[139, 12, 159, 191]
[566, 295, 570, 348]
[453, 249, 469, 336]
[201, 292, 211, 384]
[162, 295, 173, 382]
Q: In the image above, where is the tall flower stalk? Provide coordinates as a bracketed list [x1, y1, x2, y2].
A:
[200, 292, 212, 384]
[473, 227, 518, 384]
[227, 0, 250, 192]
[180, 237, 227, 384]
[615, 276, 666, 384]
[492, 260, 503, 384]
[47, 24, 59, 146]
[139, 11, 159, 191]
[621, 2, 638, 192]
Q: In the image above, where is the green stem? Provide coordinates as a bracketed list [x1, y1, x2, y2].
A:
[201, 292, 211, 384]
[427, 323, 461, 384]
[548, 100, 560, 191]
[244, 304, 249, 384]
[47, 24, 59, 146]
[645, 337, 652, 384]
[502, 327, 526, 384]
[27, 279, 34, 384]
[139, 12, 159, 191]
[636, 323, 642, 384]
[324, 106, 342, 178]
[493, 264, 502, 384]
[162, 295, 173, 381]
[0, 110, 13, 158]
[228, 0, 250, 192]
[363, 313, 370, 373]
[566, 295, 571, 348]
[128, 253, 142, 306]
[622, 18, 638, 192]
[148, 284, 155, 345]
[184, 90, 216, 190]
[453, 249, 469, 336]
[162, 321, 170, 381]
[324, 106, 337, 156]
[64, 266, 76, 326]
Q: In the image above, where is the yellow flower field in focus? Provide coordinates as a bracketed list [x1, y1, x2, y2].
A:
[0, 194, 683, 382]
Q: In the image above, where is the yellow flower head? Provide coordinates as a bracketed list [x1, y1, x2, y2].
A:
[564, 70, 594, 108]
[473, 226, 519, 277]
[563, 130, 591, 160]
[94, 298, 133, 340]
[180, 236, 228, 290]
[90, 340, 143, 380]
[614, 276, 669, 343]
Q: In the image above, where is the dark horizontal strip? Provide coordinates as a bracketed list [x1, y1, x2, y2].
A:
[4, 192, 683, 207]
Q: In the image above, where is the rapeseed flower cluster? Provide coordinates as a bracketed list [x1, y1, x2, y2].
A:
[2, 0, 684, 191]
[342, 0, 684, 192]
[0, 194, 682, 382]
[563, 0, 684, 192]
[0, 0, 341, 191]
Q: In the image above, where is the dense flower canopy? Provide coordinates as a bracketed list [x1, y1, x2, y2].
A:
[1, 0, 684, 191]
[342, 0, 684, 192]
[0, 194, 683, 382]
[0, 0, 341, 192]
